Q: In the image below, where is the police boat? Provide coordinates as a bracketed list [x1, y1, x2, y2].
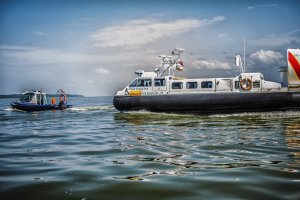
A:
[113, 47, 300, 114]
[11, 89, 72, 112]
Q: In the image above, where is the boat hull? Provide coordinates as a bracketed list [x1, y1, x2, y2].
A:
[11, 102, 73, 112]
[113, 92, 300, 114]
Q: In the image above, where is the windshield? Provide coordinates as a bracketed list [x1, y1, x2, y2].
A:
[129, 78, 152, 87]
[19, 93, 34, 102]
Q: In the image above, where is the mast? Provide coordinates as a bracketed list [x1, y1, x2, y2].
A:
[159, 46, 184, 76]
[235, 37, 246, 73]
[243, 37, 246, 72]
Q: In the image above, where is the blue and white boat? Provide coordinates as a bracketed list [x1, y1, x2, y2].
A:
[11, 90, 72, 112]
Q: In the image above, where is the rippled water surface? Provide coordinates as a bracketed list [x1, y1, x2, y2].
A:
[0, 97, 300, 200]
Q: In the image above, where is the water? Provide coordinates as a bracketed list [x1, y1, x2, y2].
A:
[0, 96, 300, 200]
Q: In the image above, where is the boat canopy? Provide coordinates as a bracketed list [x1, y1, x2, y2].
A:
[18, 91, 48, 105]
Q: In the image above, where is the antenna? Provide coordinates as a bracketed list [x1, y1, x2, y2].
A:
[243, 37, 246, 72]
[235, 38, 246, 74]
[235, 55, 244, 73]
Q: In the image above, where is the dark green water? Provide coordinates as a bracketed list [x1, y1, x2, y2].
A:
[0, 97, 299, 199]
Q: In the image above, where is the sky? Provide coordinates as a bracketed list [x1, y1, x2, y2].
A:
[0, 0, 299, 96]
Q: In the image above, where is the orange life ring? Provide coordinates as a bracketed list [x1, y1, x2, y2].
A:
[240, 78, 252, 90]
[59, 94, 67, 102]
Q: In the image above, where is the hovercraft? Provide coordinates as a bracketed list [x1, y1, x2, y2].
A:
[11, 89, 72, 112]
[113, 47, 300, 114]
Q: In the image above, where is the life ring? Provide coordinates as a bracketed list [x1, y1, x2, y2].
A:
[240, 78, 252, 90]
[59, 94, 67, 102]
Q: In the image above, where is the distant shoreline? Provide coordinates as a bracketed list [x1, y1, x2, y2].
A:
[0, 94, 85, 99]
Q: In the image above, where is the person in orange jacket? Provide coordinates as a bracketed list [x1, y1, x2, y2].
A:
[51, 97, 56, 105]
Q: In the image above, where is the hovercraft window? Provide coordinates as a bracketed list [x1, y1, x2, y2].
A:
[172, 82, 183, 89]
[129, 79, 152, 87]
[129, 79, 138, 87]
[154, 78, 165, 87]
[201, 81, 213, 88]
[253, 81, 260, 88]
[235, 81, 240, 89]
[143, 79, 152, 87]
[186, 82, 197, 89]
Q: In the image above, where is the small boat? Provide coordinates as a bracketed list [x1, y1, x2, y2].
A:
[113, 47, 300, 114]
[11, 89, 72, 112]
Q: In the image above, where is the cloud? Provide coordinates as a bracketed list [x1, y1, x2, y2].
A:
[284, 28, 300, 36]
[192, 59, 232, 70]
[217, 33, 226, 38]
[95, 68, 110, 74]
[79, 17, 94, 21]
[0, 44, 159, 69]
[247, 50, 286, 82]
[90, 16, 225, 47]
[248, 36, 300, 47]
[32, 31, 49, 36]
[248, 4, 277, 10]
[0, 45, 103, 65]
[249, 50, 284, 64]
[1, 46, 81, 65]
[0, 45, 36, 51]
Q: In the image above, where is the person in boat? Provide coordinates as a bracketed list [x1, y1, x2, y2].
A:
[29, 94, 37, 104]
[11, 89, 72, 112]
[51, 97, 56, 105]
[58, 89, 67, 110]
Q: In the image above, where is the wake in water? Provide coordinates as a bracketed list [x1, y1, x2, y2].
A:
[70, 105, 115, 111]
[114, 109, 300, 127]
[121, 109, 300, 118]
[4, 108, 15, 111]
[4, 107, 26, 112]
[208, 110, 300, 118]
[3, 105, 114, 112]
[4, 103, 300, 120]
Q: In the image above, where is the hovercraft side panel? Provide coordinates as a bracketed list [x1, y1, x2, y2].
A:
[113, 92, 300, 114]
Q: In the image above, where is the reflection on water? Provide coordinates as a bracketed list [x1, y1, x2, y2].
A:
[114, 111, 300, 173]
[285, 124, 300, 170]
[1, 98, 300, 200]
[285, 124, 300, 148]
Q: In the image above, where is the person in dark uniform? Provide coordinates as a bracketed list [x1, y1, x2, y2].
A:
[58, 99, 67, 110]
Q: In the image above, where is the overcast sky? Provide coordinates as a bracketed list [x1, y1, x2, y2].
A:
[0, 0, 299, 96]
